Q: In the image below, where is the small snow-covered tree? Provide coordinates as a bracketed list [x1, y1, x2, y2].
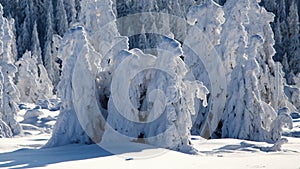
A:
[16, 51, 39, 103]
[16, 51, 53, 103]
[37, 64, 53, 101]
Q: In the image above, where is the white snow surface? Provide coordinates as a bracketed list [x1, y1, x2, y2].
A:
[0, 103, 299, 169]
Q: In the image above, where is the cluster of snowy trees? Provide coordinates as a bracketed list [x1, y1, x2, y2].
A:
[0, 0, 299, 152]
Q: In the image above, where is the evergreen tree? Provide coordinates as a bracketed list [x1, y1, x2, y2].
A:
[31, 21, 43, 64]
[54, 0, 68, 36]
[287, 0, 300, 84]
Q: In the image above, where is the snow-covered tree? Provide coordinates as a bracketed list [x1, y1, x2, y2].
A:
[218, 0, 250, 82]
[0, 4, 21, 136]
[63, 0, 77, 24]
[183, 0, 226, 137]
[16, 51, 53, 103]
[54, 0, 68, 36]
[286, 0, 300, 84]
[47, 0, 129, 147]
[31, 21, 43, 64]
[16, 51, 39, 103]
[37, 64, 53, 101]
[0, 71, 13, 138]
[46, 27, 100, 147]
[107, 36, 208, 152]
[222, 35, 292, 143]
[0, 64, 21, 136]
[246, 0, 288, 111]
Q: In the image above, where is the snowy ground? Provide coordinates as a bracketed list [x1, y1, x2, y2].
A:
[0, 104, 300, 169]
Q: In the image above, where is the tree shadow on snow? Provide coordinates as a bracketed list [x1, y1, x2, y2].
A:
[200, 141, 299, 155]
[0, 144, 113, 169]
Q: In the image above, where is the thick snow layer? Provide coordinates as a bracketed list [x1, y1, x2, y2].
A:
[0, 103, 299, 169]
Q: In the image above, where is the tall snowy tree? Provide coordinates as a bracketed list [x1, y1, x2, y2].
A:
[222, 34, 292, 143]
[183, 0, 226, 138]
[54, 0, 68, 36]
[47, 0, 129, 147]
[63, 0, 77, 24]
[31, 21, 43, 64]
[0, 4, 21, 136]
[218, 0, 250, 82]
[286, 0, 300, 84]
[245, 0, 288, 111]
[45, 27, 100, 147]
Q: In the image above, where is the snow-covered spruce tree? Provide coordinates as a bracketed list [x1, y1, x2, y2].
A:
[16, 51, 53, 103]
[37, 64, 53, 101]
[218, 0, 250, 82]
[222, 34, 292, 143]
[115, 0, 196, 51]
[47, 0, 130, 147]
[0, 71, 13, 138]
[245, 0, 290, 111]
[183, 0, 226, 137]
[16, 51, 39, 103]
[0, 4, 21, 136]
[63, 0, 77, 24]
[43, 0, 55, 84]
[286, 0, 300, 84]
[107, 36, 208, 152]
[218, 0, 293, 143]
[0, 64, 21, 136]
[16, 0, 34, 58]
[31, 21, 43, 65]
[54, 0, 68, 36]
[45, 26, 104, 147]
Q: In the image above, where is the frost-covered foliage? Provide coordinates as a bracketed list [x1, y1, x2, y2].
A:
[218, 0, 249, 81]
[47, 0, 129, 147]
[261, 0, 300, 85]
[0, 4, 21, 136]
[115, 0, 196, 51]
[284, 85, 300, 111]
[16, 51, 53, 103]
[16, 51, 39, 103]
[37, 64, 53, 101]
[0, 118, 12, 138]
[45, 27, 97, 147]
[183, 0, 226, 137]
[221, 0, 292, 142]
[107, 37, 208, 152]
[245, 0, 290, 112]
